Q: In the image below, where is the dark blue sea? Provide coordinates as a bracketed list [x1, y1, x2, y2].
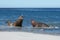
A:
[0, 8, 60, 35]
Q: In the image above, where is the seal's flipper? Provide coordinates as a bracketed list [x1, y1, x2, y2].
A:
[6, 20, 13, 26]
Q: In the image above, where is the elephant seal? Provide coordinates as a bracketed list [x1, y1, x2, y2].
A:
[31, 20, 49, 28]
[7, 16, 23, 27]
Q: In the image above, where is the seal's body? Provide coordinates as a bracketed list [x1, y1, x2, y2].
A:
[31, 20, 49, 27]
[7, 16, 23, 27]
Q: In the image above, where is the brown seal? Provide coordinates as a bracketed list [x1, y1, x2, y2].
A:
[31, 20, 49, 27]
[7, 16, 23, 27]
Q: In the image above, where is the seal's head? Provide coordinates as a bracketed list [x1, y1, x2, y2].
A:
[31, 20, 37, 27]
[18, 16, 23, 19]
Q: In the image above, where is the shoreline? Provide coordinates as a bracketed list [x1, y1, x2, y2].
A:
[0, 32, 60, 40]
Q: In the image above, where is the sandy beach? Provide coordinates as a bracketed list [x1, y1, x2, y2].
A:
[0, 32, 60, 40]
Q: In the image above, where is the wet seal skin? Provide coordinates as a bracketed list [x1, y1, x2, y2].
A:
[13, 16, 23, 27]
[7, 16, 23, 27]
[31, 20, 49, 28]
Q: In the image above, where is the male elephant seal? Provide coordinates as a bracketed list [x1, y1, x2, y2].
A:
[7, 16, 23, 27]
[31, 20, 49, 28]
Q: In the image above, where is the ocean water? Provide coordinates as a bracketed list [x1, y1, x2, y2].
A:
[0, 8, 60, 35]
